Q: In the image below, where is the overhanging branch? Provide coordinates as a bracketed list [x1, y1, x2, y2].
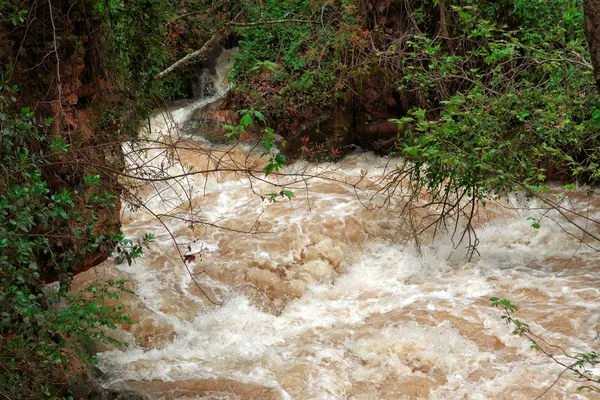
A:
[156, 28, 229, 80]
[155, 18, 313, 79]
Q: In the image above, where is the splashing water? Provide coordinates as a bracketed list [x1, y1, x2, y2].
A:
[75, 52, 600, 400]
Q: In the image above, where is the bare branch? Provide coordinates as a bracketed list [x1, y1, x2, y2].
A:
[47, 0, 64, 119]
[156, 28, 229, 79]
[228, 18, 312, 27]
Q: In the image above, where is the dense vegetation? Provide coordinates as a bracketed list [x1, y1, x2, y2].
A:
[228, 0, 599, 189]
[0, 1, 168, 397]
[1, 0, 600, 397]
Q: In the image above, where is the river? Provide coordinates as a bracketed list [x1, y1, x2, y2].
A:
[73, 49, 600, 400]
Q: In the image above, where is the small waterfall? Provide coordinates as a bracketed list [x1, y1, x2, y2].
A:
[191, 68, 217, 99]
[171, 47, 238, 131]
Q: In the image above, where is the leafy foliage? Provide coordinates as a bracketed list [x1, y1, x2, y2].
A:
[0, 0, 171, 395]
[225, 0, 600, 201]
[0, 81, 151, 398]
[392, 1, 599, 203]
[225, 109, 288, 177]
[229, 0, 360, 126]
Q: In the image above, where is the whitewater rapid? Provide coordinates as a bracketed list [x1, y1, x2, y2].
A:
[73, 50, 600, 399]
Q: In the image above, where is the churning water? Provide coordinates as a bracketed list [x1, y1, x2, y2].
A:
[74, 50, 600, 399]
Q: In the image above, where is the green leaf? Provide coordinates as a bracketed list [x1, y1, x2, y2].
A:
[263, 163, 275, 176]
[254, 111, 266, 123]
[240, 113, 253, 129]
[274, 153, 286, 165]
[404, 146, 420, 157]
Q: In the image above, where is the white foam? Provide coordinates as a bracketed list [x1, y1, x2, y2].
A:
[96, 67, 600, 399]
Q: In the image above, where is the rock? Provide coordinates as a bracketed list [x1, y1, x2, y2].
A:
[104, 389, 151, 400]
[227, 69, 408, 157]
[66, 369, 105, 400]
[183, 107, 239, 143]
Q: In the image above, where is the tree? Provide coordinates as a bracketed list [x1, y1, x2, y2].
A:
[0, 1, 172, 397]
[585, 0, 600, 88]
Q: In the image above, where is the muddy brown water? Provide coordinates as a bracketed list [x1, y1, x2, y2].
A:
[74, 51, 600, 399]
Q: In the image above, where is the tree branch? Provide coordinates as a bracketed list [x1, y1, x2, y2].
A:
[156, 18, 313, 79]
[156, 28, 229, 79]
[228, 18, 312, 27]
[47, 0, 64, 119]
[438, 0, 454, 56]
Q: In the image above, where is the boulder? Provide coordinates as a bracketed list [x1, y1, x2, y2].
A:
[183, 106, 239, 143]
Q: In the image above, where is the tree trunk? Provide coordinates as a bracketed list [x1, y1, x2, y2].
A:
[584, 0, 600, 89]
[439, 0, 454, 55]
